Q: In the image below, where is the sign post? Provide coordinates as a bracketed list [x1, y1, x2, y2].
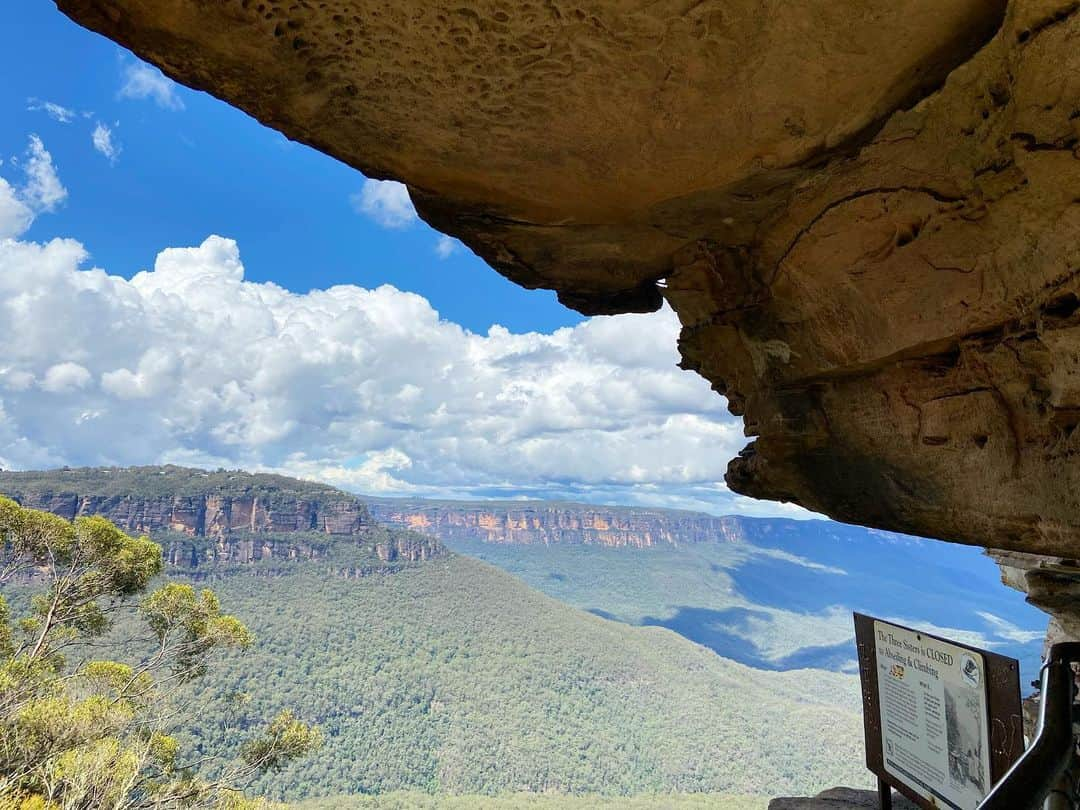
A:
[854, 613, 1024, 810]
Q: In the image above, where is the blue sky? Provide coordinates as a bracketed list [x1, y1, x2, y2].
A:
[0, 3, 808, 518]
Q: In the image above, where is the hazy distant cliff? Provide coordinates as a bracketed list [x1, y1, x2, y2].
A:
[367, 499, 747, 548]
[0, 466, 443, 569]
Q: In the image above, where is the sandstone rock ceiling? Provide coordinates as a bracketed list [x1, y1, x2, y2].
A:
[57, 0, 1080, 561]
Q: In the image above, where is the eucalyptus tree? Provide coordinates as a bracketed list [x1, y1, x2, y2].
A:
[0, 497, 320, 809]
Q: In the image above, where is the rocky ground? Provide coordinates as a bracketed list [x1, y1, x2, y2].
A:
[769, 787, 918, 809]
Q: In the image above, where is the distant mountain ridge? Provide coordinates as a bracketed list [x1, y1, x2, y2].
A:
[0, 465, 368, 536]
[366, 497, 913, 550]
[367, 496, 1048, 688]
[367, 497, 757, 548]
[2, 468, 1044, 687]
[0, 466, 443, 569]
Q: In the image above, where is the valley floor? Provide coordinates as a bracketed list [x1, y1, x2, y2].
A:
[294, 792, 768, 809]
[167, 555, 868, 800]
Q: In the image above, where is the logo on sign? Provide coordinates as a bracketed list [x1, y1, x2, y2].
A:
[961, 654, 981, 688]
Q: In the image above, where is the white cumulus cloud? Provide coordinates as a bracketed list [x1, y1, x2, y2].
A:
[119, 61, 184, 110]
[0, 232, 786, 515]
[351, 179, 418, 229]
[92, 122, 120, 164]
[21, 135, 67, 213]
[0, 181, 33, 241]
[0, 136, 66, 239]
[40, 363, 92, 393]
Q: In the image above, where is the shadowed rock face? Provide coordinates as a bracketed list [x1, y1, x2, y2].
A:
[54, 1, 1080, 565]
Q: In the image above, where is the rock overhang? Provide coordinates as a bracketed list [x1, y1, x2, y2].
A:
[54, 0, 1008, 308]
[54, 0, 1080, 570]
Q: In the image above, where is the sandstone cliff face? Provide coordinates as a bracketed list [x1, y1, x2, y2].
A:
[371, 529, 444, 562]
[11, 491, 367, 539]
[0, 467, 445, 571]
[675, 5, 1080, 559]
[53, 3, 1080, 629]
[368, 500, 745, 547]
[54, 0, 1002, 307]
[989, 547, 1080, 647]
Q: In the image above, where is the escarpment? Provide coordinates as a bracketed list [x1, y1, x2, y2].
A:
[0, 466, 445, 570]
[12, 489, 367, 538]
[52, 2, 1080, 624]
[0, 465, 369, 537]
[368, 499, 749, 547]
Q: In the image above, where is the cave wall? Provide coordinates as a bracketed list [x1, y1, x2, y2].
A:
[673, 2, 1080, 558]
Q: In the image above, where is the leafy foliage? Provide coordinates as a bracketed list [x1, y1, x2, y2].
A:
[155, 556, 869, 802]
[157, 525, 439, 578]
[0, 466, 357, 504]
[443, 529, 1047, 681]
[0, 472, 876, 806]
[0, 497, 320, 809]
[294, 791, 768, 809]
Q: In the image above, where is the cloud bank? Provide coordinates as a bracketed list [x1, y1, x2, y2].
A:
[0, 232, 796, 515]
[0, 137, 809, 516]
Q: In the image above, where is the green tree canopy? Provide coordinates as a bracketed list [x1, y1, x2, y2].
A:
[0, 497, 320, 809]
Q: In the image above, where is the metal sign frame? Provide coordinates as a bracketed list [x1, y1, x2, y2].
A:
[854, 613, 1025, 810]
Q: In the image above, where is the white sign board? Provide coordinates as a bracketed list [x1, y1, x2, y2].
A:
[874, 619, 991, 810]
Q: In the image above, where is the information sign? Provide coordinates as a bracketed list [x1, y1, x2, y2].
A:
[854, 614, 1025, 810]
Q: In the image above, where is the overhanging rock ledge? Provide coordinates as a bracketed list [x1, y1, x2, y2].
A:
[56, 2, 1080, 571]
